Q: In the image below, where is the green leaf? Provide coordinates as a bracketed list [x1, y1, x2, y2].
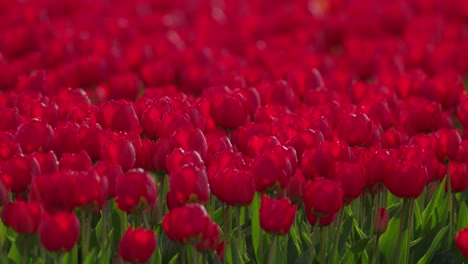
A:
[8, 241, 21, 264]
[83, 248, 96, 264]
[422, 178, 446, 231]
[379, 217, 400, 264]
[414, 200, 422, 232]
[416, 225, 449, 264]
[457, 200, 468, 230]
[251, 193, 261, 264]
[340, 237, 371, 263]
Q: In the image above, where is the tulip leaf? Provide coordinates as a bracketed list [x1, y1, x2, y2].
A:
[7, 241, 21, 264]
[62, 245, 78, 264]
[416, 225, 448, 264]
[421, 178, 446, 231]
[287, 233, 300, 263]
[339, 236, 371, 263]
[378, 216, 400, 264]
[251, 193, 261, 264]
[414, 200, 422, 232]
[83, 248, 96, 264]
[457, 200, 468, 230]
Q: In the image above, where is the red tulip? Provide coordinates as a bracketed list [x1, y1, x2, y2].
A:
[97, 100, 140, 133]
[455, 228, 468, 258]
[260, 195, 296, 235]
[196, 220, 221, 252]
[334, 162, 366, 200]
[1, 201, 43, 234]
[32, 151, 59, 175]
[2, 154, 40, 193]
[384, 161, 427, 199]
[101, 134, 136, 172]
[149, 138, 171, 172]
[169, 127, 208, 161]
[373, 208, 389, 234]
[166, 148, 205, 174]
[211, 91, 249, 129]
[15, 119, 53, 153]
[30, 171, 76, 212]
[118, 227, 157, 263]
[432, 129, 461, 162]
[446, 162, 468, 193]
[93, 161, 124, 198]
[303, 178, 344, 216]
[211, 168, 255, 206]
[73, 170, 107, 209]
[305, 211, 336, 227]
[251, 146, 293, 193]
[51, 122, 81, 158]
[60, 150, 92, 171]
[336, 113, 372, 146]
[39, 212, 80, 252]
[115, 169, 158, 214]
[162, 204, 211, 244]
[169, 164, 210, 205]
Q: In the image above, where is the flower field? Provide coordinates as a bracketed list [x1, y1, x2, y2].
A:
[0, 0, 468, 263]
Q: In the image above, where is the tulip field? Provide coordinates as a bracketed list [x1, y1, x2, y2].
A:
[1, 0, 468, 263]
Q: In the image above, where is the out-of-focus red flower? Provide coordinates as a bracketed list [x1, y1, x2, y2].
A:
[334, 162, 365, 200]
[93, 161, 124, 198]
[211, 91, 249, 129]
[336, 113, 372, 146]
[211, 168, 254, 206]
[196, 220, 221, 252]
[260, 195, 296, 235]
[39, 212, 80, 252]
[32, 151, 59, 175]
[432, 129, 461, 162]
[2, 154, 40, 193]
[303, 178, 344, 216]
[59, 150, 92, 171]
[15, 119, 53, 153]
[1, 201, 43, 234]
[169, 127, 208, 161]
[118, 227, 157, 263]
[456, 228, 468, 258]
[446, 162, 468, 193]
[101, 134, 136, 172]
[251, 145, 294, 193]
[115, 169, 158, 214]
[169, 163, 210, 206]
[97, 100, 140, 133]
[162, 204, 211, 244]
[384, 161, 427, 199]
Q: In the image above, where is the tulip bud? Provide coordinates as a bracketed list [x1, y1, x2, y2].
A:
[373, 208, 389, 234]
[259, 195, 296, 235]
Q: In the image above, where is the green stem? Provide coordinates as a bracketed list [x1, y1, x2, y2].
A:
[181, 246, 186, 264]
[371, 234, 381, 264]
[141, 207, 150, 229]
[21, 236, 28, 264]
[101, 203, 109, 251]
[446, 161, 454, 245]
[237, 206, 243, 258]
[310, 217, 320, 261]
[267, 235, 277, 264]
[405, 199, 415, 264]
[393, 200, 407, 264]
[190, 244, 198, 264]
[320, 228, 325, 264]
[80, 209, 91, 259]
[159, 174, 167, 220]
[56, 253, 63, 264]
[223, 205, 232, 264]
[329, 208, 344, 264]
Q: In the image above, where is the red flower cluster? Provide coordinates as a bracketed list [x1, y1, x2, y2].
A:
[0, 0, 467, 261]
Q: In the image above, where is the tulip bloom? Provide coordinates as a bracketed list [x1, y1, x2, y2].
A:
[115, 169, 158, 214]
[39, 212, 80, 252]
[259, 195, 296, 235]
[118, 227, 157, 263]
[303, 178, 344, 216]
[162, 204, 211, 244]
